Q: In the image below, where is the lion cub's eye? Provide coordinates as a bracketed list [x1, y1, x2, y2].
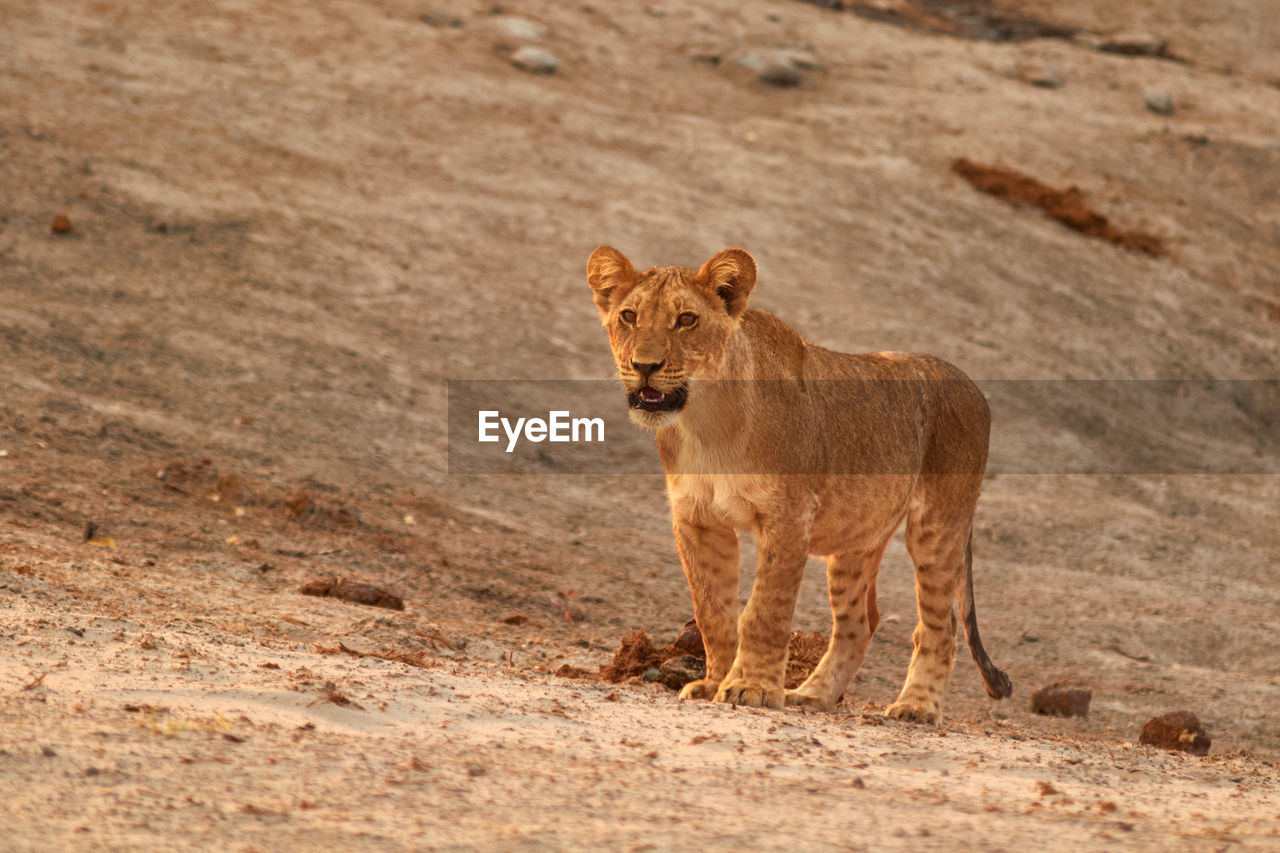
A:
[676, 312, 697, 329]
[619, 309, 637, 324]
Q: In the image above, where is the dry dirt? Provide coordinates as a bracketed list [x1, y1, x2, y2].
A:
[2, 1, 1279, 850]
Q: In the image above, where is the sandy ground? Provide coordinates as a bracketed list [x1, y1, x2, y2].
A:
[2, 0, 1279, 849]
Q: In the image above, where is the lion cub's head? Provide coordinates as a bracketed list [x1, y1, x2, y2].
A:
[586, 246, 756, 429]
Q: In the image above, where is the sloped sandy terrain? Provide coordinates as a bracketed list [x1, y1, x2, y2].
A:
[1, 1, 1278, 849]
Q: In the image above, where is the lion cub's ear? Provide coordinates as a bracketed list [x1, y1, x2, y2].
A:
[586, 246, 638, 321]
[698, 248, 757, 318]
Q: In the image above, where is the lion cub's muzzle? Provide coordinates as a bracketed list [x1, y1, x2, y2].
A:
[628, 383, 689, 413]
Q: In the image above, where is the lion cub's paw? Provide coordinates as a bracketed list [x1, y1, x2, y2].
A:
[715, 679, 785, 709]
[884, 700, 941, 725]
[784, 689, 836, 712]
[678, 678, 721, 702]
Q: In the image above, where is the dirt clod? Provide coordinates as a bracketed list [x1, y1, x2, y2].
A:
[1031, 682, 1092, 717]
[299, 577, 405, 611]
[600, 629, 660, 683]
[1139, 711, 1211, 755]
[672, 619, 705, 658]
[284, 487, 312, 518]
[49, 213, 73, 234]
[952, 158, 1165, 256]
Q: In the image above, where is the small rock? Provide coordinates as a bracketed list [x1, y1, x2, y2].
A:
[419, 12, 462, 28]
[41, 746, 56, 758]
[1143, 89, 1175, 116]
[757, 61, 803, 89]
[1030, 682, 1092, 717]
[510, 46, 558, 75]
[1098, 33, 1169, 57]
[736, 51, 812, 88]
[1139, 710, 1210, 755]
[496, 17, 548, 41]
[50, 213, 73, 235]
[658, 655, 706, 690]
[1014, 61, 1064, 89]
[641, 667, 662, 682]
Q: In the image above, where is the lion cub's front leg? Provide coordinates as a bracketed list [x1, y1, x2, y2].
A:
[715, 519, 811, 710]
[670, 512, 740, 702]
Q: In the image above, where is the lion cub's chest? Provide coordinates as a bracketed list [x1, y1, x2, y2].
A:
[666, 473, 773, 530]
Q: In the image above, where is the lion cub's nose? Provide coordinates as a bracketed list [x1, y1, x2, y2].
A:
[631, 360, 664, 379]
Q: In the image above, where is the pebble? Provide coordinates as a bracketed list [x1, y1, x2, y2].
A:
[510, 46, 558, 75]
[1143, 88, 1174, 115]
[419, 12, 462, 28]
[496, 17, 548, 41]
[50, 213, 73, 235]
[736, 51, 818, 89]
[1014, 61, 1064, 89]
[1098, 33, 1168, 57]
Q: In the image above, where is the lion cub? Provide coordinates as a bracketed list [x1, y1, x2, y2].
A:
[586, 246, 1012, 722]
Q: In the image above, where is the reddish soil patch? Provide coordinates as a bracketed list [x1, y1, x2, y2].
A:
[600, 628, 671, 682]
[299, 577, 405, 611]
[952, 159, 1166, 256]
[785, 632, 829, 689]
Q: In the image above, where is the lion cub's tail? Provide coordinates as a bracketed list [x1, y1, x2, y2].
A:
[960, 532, 1013, 699]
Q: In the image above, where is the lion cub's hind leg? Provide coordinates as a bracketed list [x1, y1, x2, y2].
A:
[786, 541, 888, 711]
[884, 502, 970, 724]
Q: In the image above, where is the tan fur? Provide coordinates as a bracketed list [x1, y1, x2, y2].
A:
[586, 246, 1012, 722]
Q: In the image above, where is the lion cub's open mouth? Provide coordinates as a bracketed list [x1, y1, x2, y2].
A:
[628, 384, 688, 413]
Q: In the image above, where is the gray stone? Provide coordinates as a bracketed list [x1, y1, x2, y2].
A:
[775, 49, 822, 72]
[420, 13, 462, 28]
[1143, 89, 1174, 115]
[510, 46, 558, 75]
[736, 52, 810, 88]
[641, 667, 662, 683]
